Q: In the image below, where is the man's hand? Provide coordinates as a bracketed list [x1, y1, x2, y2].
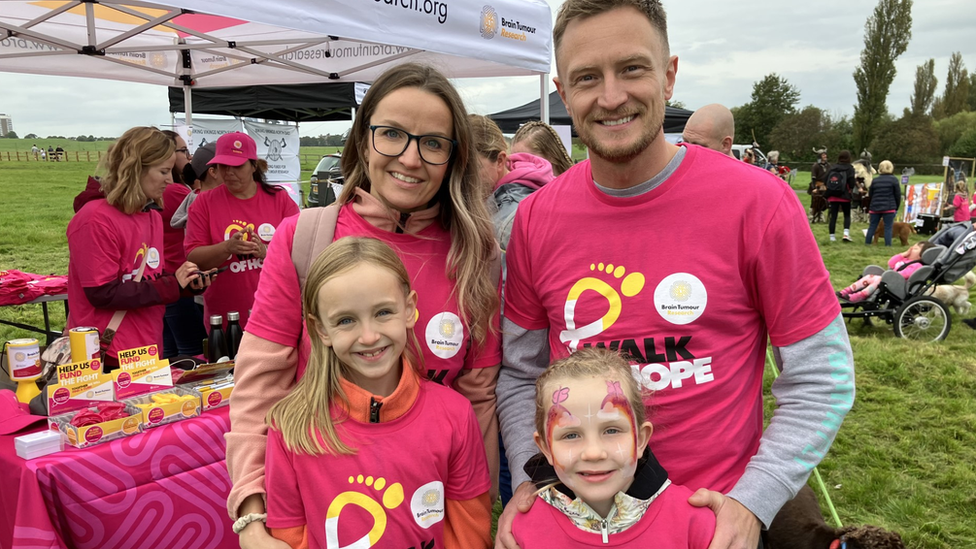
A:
[688, 488, 761, 549]
[493, 481, 536, 549]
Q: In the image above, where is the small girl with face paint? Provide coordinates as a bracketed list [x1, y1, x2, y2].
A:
[512, 348, 715, 547]
[263, 237, 491, 549]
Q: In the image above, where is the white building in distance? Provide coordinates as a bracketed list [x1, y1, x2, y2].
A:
[0, 114, 13, 137]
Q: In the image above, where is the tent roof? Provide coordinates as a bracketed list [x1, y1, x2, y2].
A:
[0, 0, 551, 88]
[489, 91, 694, 135]
[167, 82, 363, 122]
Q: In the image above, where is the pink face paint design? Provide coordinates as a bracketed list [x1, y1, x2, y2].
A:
[547, 385, 582, 467]
[600, 378, 639, 461]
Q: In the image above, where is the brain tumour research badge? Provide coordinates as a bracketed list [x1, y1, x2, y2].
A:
[425, 312, 464, 359]
[653, 273, 707, 325]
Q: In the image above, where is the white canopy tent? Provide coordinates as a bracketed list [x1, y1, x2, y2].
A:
[0, 0, 553, 123]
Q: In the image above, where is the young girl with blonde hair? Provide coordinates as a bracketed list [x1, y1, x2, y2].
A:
[265, 237, 491, 549]
[512, 348, 714, 547]
[511, 120, 574, 177]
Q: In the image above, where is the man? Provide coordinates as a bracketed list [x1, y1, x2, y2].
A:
[31, 144, 39, 160]
[682, 103, 735, 156]
[810, 148, 829, 195]
[495, 1, 854, 548]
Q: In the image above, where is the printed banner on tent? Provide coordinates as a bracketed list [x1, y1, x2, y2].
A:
[902, 183, 945, 225]
[175, 118, 245, 153]
[245, 120, 301, 207]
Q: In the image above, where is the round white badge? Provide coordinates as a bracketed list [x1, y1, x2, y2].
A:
[257, 223, 276, 241]
[410, 481, 445, 529]
[653, 273, 707, 325]
[425, 312, 464, 359]
[146, 247, 161, 270]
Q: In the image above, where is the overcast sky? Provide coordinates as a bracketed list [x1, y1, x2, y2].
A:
[2, 0, 973, 139]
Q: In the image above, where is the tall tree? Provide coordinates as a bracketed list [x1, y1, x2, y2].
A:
[936, 52, 970, 119]
[769, 106, 830, 162]
[851, 0, 913, 153]
[909, 59, 938, 116]
[733, 73, 800, 149]
[969, 73, 976, 112]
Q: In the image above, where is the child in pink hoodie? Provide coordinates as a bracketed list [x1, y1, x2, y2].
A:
[838, 241, 935, 302]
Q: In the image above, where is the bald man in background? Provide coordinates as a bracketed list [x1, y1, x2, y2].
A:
[683, 103, 735, 157]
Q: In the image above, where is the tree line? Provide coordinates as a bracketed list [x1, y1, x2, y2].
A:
[730, 0, 976, 165]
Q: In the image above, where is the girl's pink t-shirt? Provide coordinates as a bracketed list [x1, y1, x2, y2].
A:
[66, 199, 166, 357]
[953, 193, 970, 222]
[184, 185, 299, 329]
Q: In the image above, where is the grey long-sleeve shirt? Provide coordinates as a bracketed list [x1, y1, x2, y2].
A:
[497, 313, 854, 528]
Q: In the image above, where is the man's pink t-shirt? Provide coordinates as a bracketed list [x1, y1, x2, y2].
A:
[246, 203, 502, 386]
[512, 483, 715, 548]
[66, 199, 166, 357]
[265, 381, 490, 549]
[504, 145, 840, 494]
[184, 185, 299, 329]
[161, 183, 192, 273]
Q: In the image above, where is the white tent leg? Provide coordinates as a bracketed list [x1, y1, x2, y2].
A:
[540, 73, 549, 124]
[184, 85, 193, 129]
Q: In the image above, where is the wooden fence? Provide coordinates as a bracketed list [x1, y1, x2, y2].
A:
[0, 151, 328, 165]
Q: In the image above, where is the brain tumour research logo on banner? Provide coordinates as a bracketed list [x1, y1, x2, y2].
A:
[480, 6, 498, 39]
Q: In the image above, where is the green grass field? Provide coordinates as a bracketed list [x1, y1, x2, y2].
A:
[1, 157, 974, 547]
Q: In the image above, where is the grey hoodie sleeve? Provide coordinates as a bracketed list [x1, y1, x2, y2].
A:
[170, 190, 198, 229]
[727, 313, 855, 528]
[497, 318, 551, 490]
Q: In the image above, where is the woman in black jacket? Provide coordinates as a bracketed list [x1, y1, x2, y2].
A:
[825, 150, 858, 242]
[865, 160, 902, 246]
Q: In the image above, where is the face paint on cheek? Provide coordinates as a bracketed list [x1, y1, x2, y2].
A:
[602, 379, 640, 461]
[547, 385, 582, 469]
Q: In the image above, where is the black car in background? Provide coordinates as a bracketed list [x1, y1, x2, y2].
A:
[307, 154, 342, 207]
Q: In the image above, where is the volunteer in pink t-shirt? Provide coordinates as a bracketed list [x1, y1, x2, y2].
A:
[226, 63, 502, 546]
[67, 126, 211, 371]
[185, 132, 299, 331]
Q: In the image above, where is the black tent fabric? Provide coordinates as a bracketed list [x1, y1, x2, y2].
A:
[168, 82, 359, 122]
[488, 91, 693, 135]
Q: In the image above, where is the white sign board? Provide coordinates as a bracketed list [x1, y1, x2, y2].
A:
[244, 120, 302, 206]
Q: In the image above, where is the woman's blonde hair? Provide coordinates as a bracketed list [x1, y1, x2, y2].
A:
[878, 160, 894, 175]
[266, 237, 423, 456]
[98, 127, 175, 214]
[534, 348, 647, 448]
[338, 63, 499, 348]
[512, 121, 574, 176]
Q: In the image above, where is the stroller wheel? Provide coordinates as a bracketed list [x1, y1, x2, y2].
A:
[893, 296, 951, 342]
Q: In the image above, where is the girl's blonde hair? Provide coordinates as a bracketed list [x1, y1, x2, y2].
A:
[512, 121, 574, 176]
[534, 348, 647, 447]
[955, 180, 968, 195]
[98, 127, 175, 214]
[338, 62, 499, 348]
[470, 114, 507, 162]
[266, 237, 423, 456]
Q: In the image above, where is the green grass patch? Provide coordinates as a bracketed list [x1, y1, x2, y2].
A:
[2, 159, 975, 547]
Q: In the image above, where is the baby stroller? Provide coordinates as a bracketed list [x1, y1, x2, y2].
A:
[840, 221, 976, 342]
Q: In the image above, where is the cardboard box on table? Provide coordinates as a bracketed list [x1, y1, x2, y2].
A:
[122, 386, 202, 428]
[175, 363, 234, 412]
[113, 345, 173, 399]
[48, 402, 144, 449]
[46, 358, 116, 417]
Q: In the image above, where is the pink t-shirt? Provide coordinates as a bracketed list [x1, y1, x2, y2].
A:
[888, 253, 923, 278]
[265, 381, 490, 549]
[184, 185, 299, 329]
[246, 203, 502, 386]
[162, 183, 192, 273]
[512, 483, 714, 548]
[953, 193, 970, 222]
[504, 146, 840, 494]
[66, 199, 166, 357]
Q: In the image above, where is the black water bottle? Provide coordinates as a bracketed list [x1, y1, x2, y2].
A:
[226, 311, 243, 360]
[208, 315, 228, 363]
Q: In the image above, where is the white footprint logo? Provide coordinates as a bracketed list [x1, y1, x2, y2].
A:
[325, 474, 404, 549]
[559, 262, 645, 350]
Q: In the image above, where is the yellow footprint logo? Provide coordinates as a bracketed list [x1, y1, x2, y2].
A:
[325, 474, 404, 549]
[559, 263, 645, 350]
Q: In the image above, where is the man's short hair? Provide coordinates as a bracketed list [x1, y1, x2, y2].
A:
[553, 0, 669, 59]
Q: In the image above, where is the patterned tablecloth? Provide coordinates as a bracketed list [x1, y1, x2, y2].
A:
[0, 407, 237, 549]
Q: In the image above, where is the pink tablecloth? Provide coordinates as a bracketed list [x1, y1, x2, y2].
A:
[0, 408, 237, 549]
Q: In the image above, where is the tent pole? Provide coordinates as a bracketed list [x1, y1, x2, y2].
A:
[184, 85, 193, 128]
[540, 73, 549, 124]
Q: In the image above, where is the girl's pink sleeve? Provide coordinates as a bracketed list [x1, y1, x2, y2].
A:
[899, 262, 923, 279]
[887, 254, 903, 269]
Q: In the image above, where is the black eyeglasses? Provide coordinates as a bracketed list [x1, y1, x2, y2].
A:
[369, 125, 456, 166]
[175, 147, 191, 156]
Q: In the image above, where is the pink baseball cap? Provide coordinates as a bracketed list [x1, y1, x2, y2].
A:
[209, 132, 257, 167]
[0, 389, 47, 435]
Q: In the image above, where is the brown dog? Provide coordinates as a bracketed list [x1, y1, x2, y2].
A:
[873, 220, 916, 246]
[767, 485, 905, 549]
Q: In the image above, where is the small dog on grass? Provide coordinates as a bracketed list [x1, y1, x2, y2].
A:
[924, 271, 976, 315]
[767, 485, 905, 549]
[872, 220, 916, 246]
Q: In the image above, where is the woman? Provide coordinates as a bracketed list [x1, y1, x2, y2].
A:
[159, 131, 206, 357]
[227, 63, 501, 547]
[825, 150, 857, 242]
[185, 132, 300, 331]
[510, 120, 574, 177]
[66, 126, 209, 372]
[865, 160, 901, 246]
